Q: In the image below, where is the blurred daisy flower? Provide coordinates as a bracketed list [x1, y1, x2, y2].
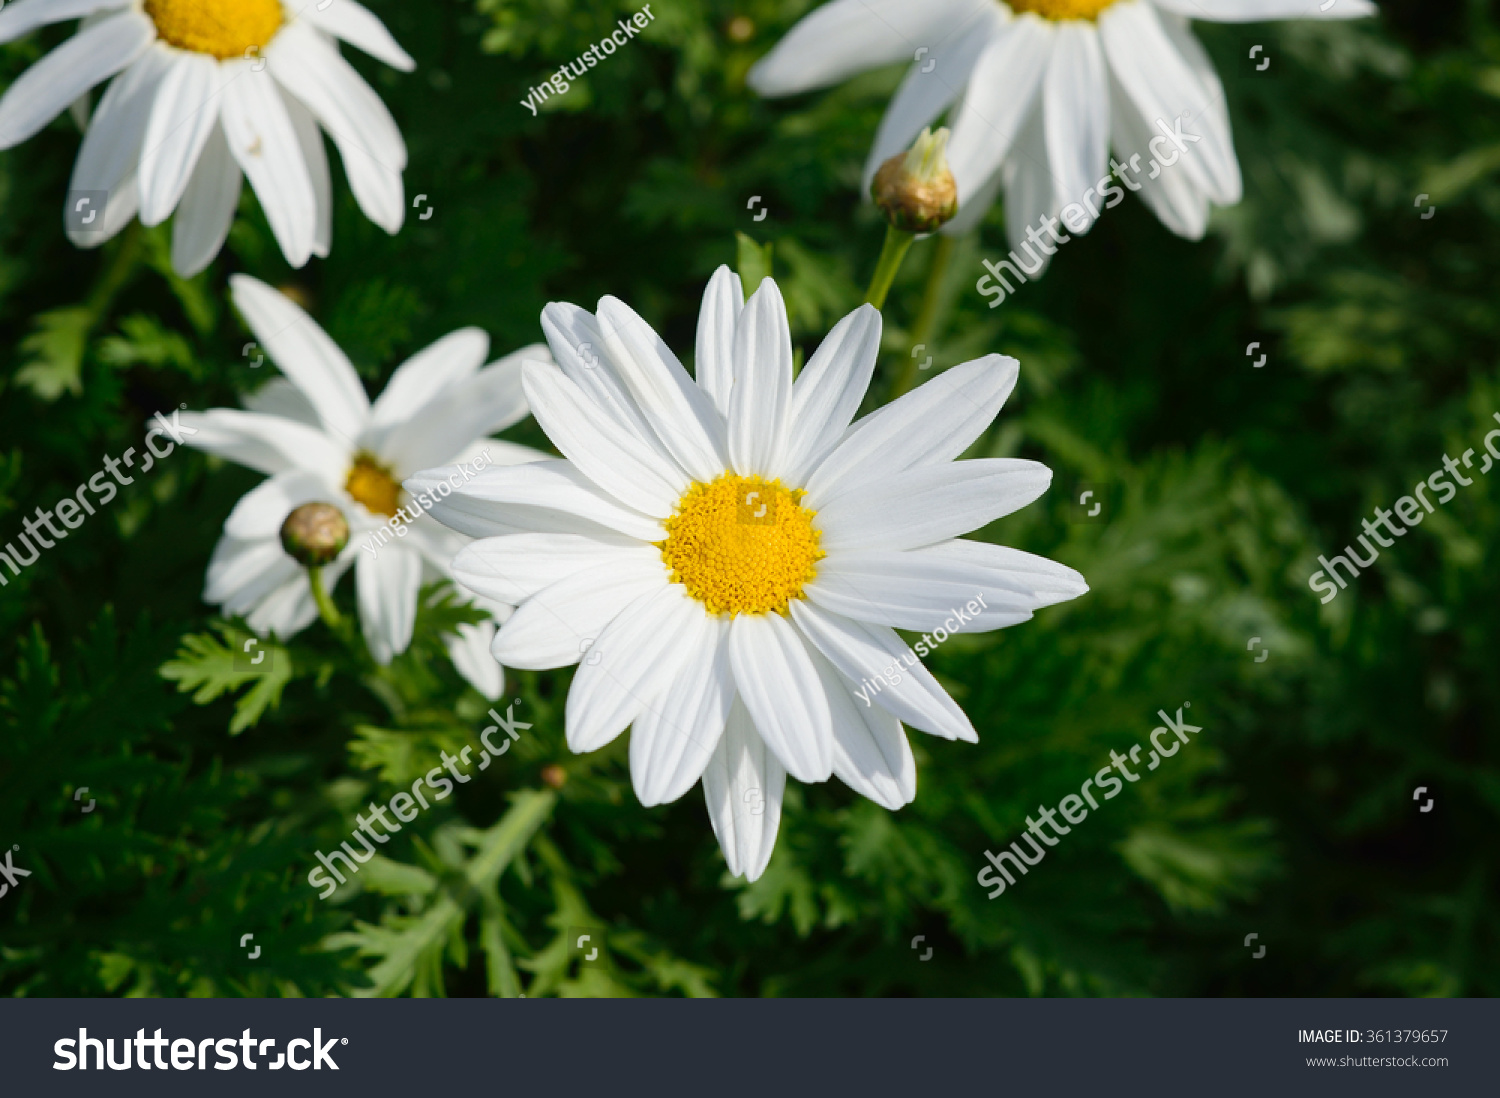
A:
[412, 267, 1087, 880]
[181, 274, 548, 693]
[749, 0, 1375, 254]
[0, 0, 415, 275]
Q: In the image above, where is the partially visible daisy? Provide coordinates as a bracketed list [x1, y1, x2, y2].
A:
[181, 274, 549, 681]
[0, 0, 415, 275]
[411, 267, 1087, 880]
[748, 0, 1375, 253]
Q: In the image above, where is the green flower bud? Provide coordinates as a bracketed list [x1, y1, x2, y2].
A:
[871, 126, 958, 234]
[280, 502, 349, 567]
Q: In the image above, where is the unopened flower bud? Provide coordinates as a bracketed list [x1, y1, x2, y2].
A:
[871, 126, 958, 233]
[540, 764, 567, 789]
[280, 502, 349, 567]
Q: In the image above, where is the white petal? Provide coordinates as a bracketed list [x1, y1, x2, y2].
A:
[810, 647, 915, 810]
[727, 612, 833, 783]
[179, 408, 349, 481]
[297, 0, 415, 72]
[220, 63, 317, 268]
[805, 549, 1040, 632]
[565, 583, 703, 753]
[806, 354, 1018, 505]
[355, 544, 421, 664]
[242, 376, 320, 426]
[224, 468, 332, 541]
[596, 296, 728, 483]
[375, 356, 530, 473]
[1151, 0, 1375, 19]
[1001, 106, 1060, 258]
[728, 277, 794, 477]
[1154, 12, 1241, 205]
[946, 14, 1051, 213]
[489, 554, 666, 669]
[748, 0, 982, 96]
[370, 328, 488, 428]
[447, 620, 504, 701]
[1107, 69, 1207, 238]
[861, 5, 1001, 193]
[229, 275, 369, 444]
[138, 53, 228, 225]
[0, 0, 130, 45]
[205, 534, 298, 610]
[1043, 21, 1109, 233]
[282, 87, 332, 257]
[170, 121, 241, 277]
[694, 265, 743, 418]
[407, 460, 664, 542]
[790, 600, 976, 742]
[702, 698, 785, 881]
[521, 360, 686, 517]
[780, 304, 883, 486]
[68, 46, 166, 197]
[453, 534, 655, 606]
[267, 23, 405, 232]
[910, 539, 1089, 608]
[0, 11, 153, 149]
[816, 459, 1052, 551]
[630, 613, 731, 806]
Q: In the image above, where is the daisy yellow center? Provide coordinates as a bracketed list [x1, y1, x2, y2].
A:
[143, 0, 283, 59]
[1005, 0, 1117, 20]
[659, 474, 823, 616]
[345, 454, 402, 519]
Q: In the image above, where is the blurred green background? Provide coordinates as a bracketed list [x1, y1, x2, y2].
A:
[1, 0, 1496, 997]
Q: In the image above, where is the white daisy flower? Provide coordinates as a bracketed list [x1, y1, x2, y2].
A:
[0, 0, 415, 276]
[181, 273, 549, 678]
[748, 0, 1375, 255]
[409, 267, 1088, 880]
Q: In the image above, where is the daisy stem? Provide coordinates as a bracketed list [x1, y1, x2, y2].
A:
[863, 225, 915, 310]
[889, 233, 958, 400]
[308, 566, 343, 631]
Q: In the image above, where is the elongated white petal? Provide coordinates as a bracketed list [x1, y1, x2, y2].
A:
[0, 11, 153, 149]
[447, 620, 504, 701]
[1108, 69, 1207, 238]
[69, 46, 165, 193]
[630, 614, 732, 806]
[1000, 106, 1060, 257]
[810, 647, 915, 810]
[702, 698, 785, 881]
[356, 542, 422, 664]
[220, 63, 317, 268]
[861, 4, 1000, 193]
[910, 539, 1089, 608]
[1043, 21, 1108, 233]
[406, 460, 664, 542]
[790, 600, 976, 742]
[946, 14, 1050, 212]
[267, 22, 405, 232]
[727, 612, 833, 783]
[243, 376, 320, 426]
[298, 0, 415, 71]
[229, 274, 369, 443]
[178, 408, 349, 481]
[694, 265, 743, 418]
[1151, 0, 1375, 19]
[806, 354, 1017, 505]
[170, 121, 242, 277]
[138, 53, 228, 225]
[728, 278, 794, 477]
[521, 360, 686, 517]
[748, 0, 983, 96]
[282, 88, 332, 256]
[453, 534, 655, 606]
[806, 549, 1038, 632]
[223, 468, 333, 540]
[565, 583, 703, 753]
[371, 328, 488, 428]
[780, 304, 883, 486]
[205, 534, 299, 609]
[488, 555, 665, 669]
[1154, 13, 1241, 206]
[817, 459, 1052, 551]
[0, 0, 130, 45]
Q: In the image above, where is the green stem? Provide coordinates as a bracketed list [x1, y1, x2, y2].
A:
[85, 221, 143, 319]
[863, 225, 915, 310]
[308, 566, 342, 631]
[889, 233, 958, 400]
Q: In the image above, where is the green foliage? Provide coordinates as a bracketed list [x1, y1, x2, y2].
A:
[1, 0, 1496, 1000]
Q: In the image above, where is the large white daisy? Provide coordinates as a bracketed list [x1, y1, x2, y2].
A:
[0, 0, 414, 275]
[181, 274, 549, 679]
[749, 0, 1375, 253]
[409, 268, 1088, 880]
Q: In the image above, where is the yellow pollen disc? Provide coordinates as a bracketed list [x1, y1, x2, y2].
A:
[143, 0, 283, 59]
[659, 474, 823, 617]
[345, 454, 403, 519]
[1005, 0, 1117, 21]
